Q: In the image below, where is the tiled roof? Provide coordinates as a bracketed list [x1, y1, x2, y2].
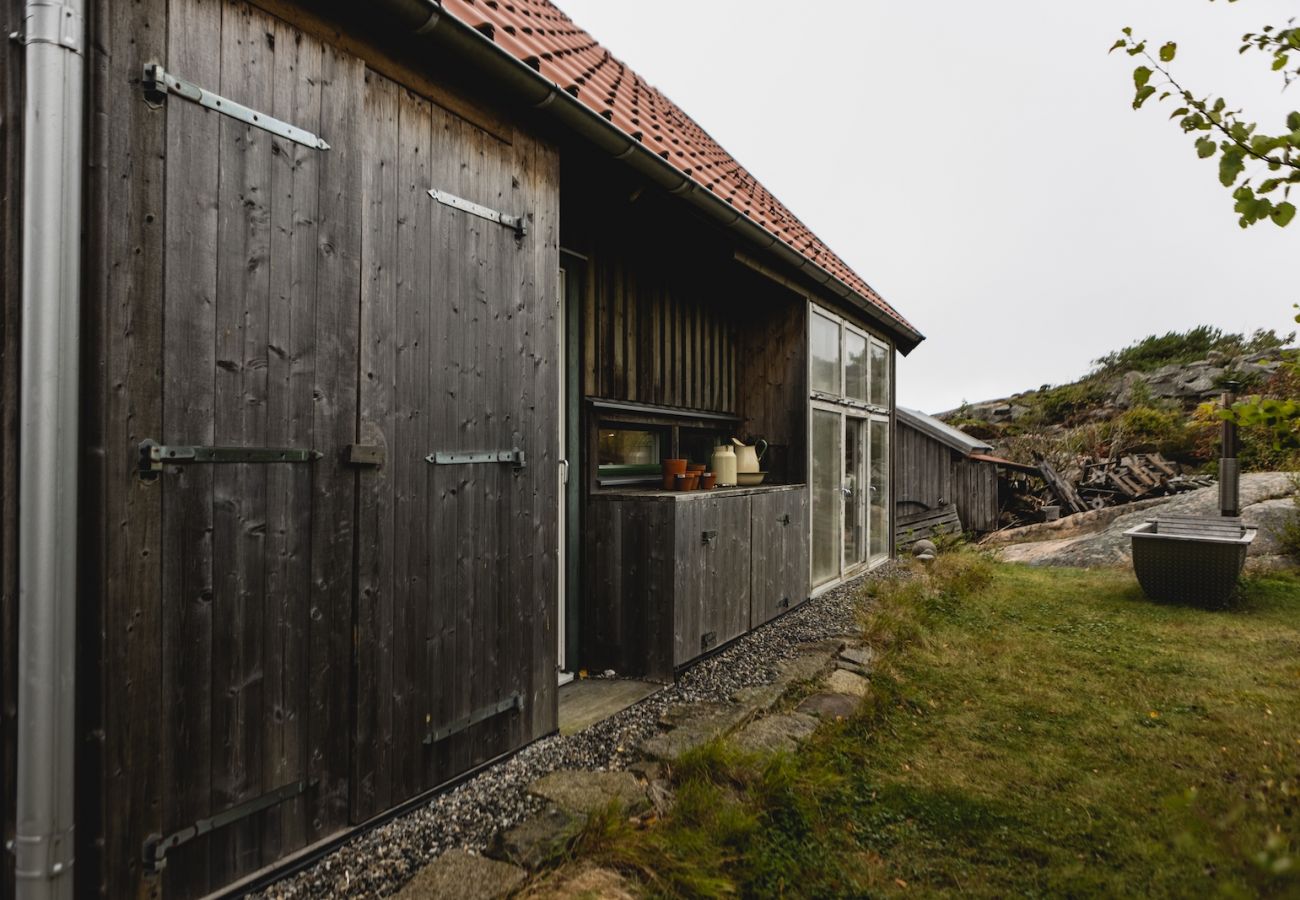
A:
[441, 0, 918, 338]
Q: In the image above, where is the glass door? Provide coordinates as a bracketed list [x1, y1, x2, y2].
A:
[844, 416, 868, 571]
[869, 417, 890, 564]
[811, 408, 841, 586]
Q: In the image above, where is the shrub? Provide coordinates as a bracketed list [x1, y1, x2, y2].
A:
[1093, 326, 1295, 375]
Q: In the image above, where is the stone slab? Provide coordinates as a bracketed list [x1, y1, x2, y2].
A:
[826, 669, 870, 698]
[558, 678, 662, 735]
[731, 712, 819, 754]
[396, 849, 526, 900]
[838, 646, 875, 669]
[528, 770, 648, 816]
[639, 702, 753, 760]
[491, 806, 576, 870]
[796, 692, 860, 720]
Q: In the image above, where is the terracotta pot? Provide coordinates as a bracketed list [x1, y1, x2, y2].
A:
[677, 472, 699, 491]
[662, 458, 687, 490]
[700, 473, 717, 490]
[686, 463, 706, 473]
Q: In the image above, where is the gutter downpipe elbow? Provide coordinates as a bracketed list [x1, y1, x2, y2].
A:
[15, 1, 85, 899]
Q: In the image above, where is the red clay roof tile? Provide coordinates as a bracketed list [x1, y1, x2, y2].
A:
[442, 0, 917, 337]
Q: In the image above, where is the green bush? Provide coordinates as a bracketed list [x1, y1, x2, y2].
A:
[1093, 326, 1295, 375]
[1029, 379, 1109, 425]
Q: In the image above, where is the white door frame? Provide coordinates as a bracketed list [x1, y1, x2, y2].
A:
[557, 267, 572, 684]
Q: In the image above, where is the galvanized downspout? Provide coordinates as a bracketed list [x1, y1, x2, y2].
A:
[14, 0, 84, 898]
[371, 0, 924, 354]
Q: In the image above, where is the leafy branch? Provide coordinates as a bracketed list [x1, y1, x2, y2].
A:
[1112, 16, 1300, 228]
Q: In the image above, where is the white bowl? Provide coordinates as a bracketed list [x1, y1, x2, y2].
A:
[736, 471, 767, 486]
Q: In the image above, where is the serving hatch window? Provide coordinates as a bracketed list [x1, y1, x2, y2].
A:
[597, 426, 664, 485]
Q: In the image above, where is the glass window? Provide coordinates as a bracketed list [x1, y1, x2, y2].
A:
[869, 340, 890, 407]
[810, 312, 840, 395]
[597, 426, 663, 484]
[845, 331, 868, 403]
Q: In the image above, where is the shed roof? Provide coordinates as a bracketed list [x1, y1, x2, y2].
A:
[897, 407, 994, 456]
[440, 0, 919, 342]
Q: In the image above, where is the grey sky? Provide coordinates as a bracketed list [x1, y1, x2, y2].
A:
[555, 0, 1298, 413]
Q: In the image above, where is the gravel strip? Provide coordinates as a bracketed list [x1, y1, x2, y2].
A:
[257, 564, 902, 899]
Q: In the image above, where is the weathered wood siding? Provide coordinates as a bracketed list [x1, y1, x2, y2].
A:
[896, 422, 999, 535]
[954, 457, 1000, 533]
[749, 489, 809, 627]
[0, 0, 23, 891]
[80, 1, 559, 896]
[352, 67, 559, 823]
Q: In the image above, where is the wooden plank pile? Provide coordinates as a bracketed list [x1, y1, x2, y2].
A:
[1075, 453, 1214, 509]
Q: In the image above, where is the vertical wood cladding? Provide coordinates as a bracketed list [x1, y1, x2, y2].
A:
[576, 200, 739, 414]
[82, 1, 559, 896]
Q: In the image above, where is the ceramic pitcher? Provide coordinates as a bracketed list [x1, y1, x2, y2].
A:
[731, 437, 767, 474]
[709, 444, 738, 487]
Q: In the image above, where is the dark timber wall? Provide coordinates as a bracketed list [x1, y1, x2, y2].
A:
[0, 0, 23, 893]
[79, 1, 560, 896]
[895, 422, 999, 534]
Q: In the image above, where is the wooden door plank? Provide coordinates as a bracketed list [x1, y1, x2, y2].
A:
[160, 0, 222, 890]
[307, 44, 362, 841]
[353, 68, 399, 822]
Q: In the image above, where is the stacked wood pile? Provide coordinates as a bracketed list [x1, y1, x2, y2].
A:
[998, 453, 1215, 528]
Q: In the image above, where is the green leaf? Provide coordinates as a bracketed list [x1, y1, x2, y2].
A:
[1273, 53, 1290, 71]
[1133, 85, 1157, 110]
[1169, 106, 1190, 119]
[1219, 148, 1246, 186]
[1195, 136, 1217, 158]
[1133, 66, 1153, 89]
[1271, 201, 1296, 226]
[1159, 42, 1177, 62]
[1287, 111, 1300, 131]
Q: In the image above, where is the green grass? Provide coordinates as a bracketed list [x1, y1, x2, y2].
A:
[563, 556, 1300, 898]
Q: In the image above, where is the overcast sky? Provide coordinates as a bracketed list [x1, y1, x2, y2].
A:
[556, 0, 1298, 413]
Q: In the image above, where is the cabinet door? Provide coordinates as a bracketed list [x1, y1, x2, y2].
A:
[673, 497, 751, 666]
[750, 490, 810, 626]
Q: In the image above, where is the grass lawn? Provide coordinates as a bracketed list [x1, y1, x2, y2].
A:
[567, 557, 1300, 898]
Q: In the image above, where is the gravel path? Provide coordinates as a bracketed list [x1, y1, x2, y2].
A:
[257, 566, 897, 899]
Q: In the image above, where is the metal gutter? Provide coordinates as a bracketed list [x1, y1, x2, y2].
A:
[370, 0, 924, 355]
[13, 1, 84, 898]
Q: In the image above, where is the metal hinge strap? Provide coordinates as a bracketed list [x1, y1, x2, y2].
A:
[138, 439, 322, 481]
[142, 780, 310, 874]
[424, 693, 524, 745]
[142, 63, 330, 151]
[428, 188, 527, 237]
[426, 448, 526, 469]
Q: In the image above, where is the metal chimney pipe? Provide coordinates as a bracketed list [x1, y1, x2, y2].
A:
[1219, 382, 1240, 518]
[14, 1, 85, 898]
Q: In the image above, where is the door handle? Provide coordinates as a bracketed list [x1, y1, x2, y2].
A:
[559, 458, 569, 484]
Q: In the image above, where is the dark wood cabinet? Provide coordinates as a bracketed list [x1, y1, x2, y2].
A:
[585, 485, 808, 681]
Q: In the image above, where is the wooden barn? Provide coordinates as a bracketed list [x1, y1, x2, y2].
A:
[895, 406, 1001, 540]
[0, 0, 923, 896]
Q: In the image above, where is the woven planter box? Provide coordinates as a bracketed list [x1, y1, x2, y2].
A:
[1124, 516, 1256, 607]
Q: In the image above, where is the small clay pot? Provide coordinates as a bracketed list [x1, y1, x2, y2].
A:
[678, 472, 700, 491]
[662, 458, 687, 490]
[686, 463, 706, 473]
[699, 473, 717, 490]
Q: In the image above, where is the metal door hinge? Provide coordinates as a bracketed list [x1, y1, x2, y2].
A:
[138, 439, 322, 481]
[142, 63, 330, 150]
[701, 529, 718, 545]
[142, 780, 310, 874]
[426, 448, 526, 469]
[423, 693, 523, 745]
[428, 188, 527, 237]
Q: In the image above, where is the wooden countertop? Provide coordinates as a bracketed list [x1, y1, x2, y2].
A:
[592, 483, 806, 502]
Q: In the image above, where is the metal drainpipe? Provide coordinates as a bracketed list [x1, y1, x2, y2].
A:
[13, 0, 84, 898]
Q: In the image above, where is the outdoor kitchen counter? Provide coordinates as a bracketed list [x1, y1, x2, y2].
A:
[584, 483, 810, 681]
[592, 483, 805, 501]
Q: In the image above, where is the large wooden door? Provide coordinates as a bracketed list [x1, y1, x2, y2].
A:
[351, 70, 560, 823]
[150, 1, 363, 893]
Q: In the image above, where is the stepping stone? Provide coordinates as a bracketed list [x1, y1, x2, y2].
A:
[528, 770, 648, 815]
[836, 660, 869, 677]
[395, 849, 526, 900]
[731, 712, 819, 754]
[796, 692, 859, 720]
[527, 865, 636, 900]
[491, 805, 576, 870]
[839, 646, 875, 669]
[730, 682, 785, 711]
[639, 702, 753, 761]
[826, 669, 870, 699]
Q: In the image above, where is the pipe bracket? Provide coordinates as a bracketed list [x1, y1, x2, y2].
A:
[21, 0, 82, 53]
[11, 826, 75, 883]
